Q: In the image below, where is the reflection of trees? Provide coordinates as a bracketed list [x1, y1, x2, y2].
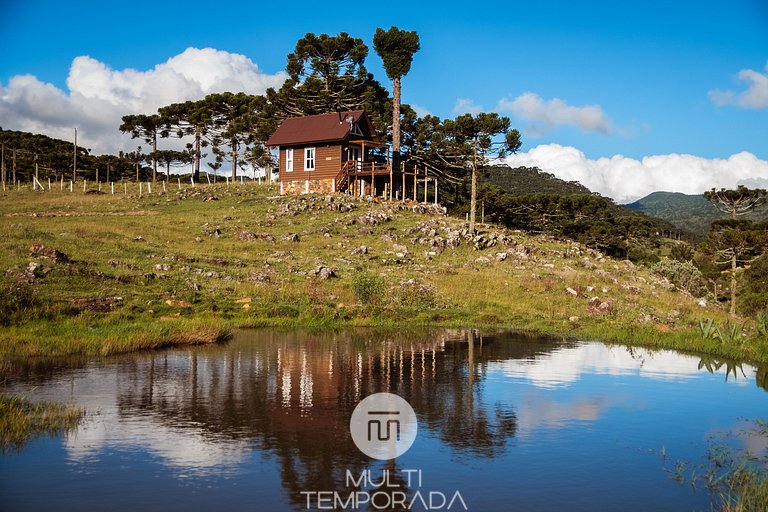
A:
[105, 329, 567, 506]
[697, 356, 747, 381]
[0, 329, 569, 507]
[757, 366, 768, 393]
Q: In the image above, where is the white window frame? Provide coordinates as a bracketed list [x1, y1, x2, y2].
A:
[285, 148, 294, 172]
[304, 147, 316, 171]
[350, 123, 363, 136]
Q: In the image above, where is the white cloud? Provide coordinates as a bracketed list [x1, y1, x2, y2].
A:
[498, 92, 613, 135]
[709, 61, 768, 109]
[452, 97, 483, 115]
[0, 47, 287, 154]
[503, 143, 768, 203]
[409, 103, 432, 118]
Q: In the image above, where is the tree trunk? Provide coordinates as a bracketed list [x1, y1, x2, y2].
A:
[392, 76, 401, 169]
[469, 143, 477, 234]
[166, 161, 170, 180]
[231, 149, 237, 180]
[194, 126, 201, 182]
[730, 251, 737, 316]
[151, 133, 157, 182]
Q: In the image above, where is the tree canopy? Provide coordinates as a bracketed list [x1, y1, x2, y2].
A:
[704, 186, 768, 219]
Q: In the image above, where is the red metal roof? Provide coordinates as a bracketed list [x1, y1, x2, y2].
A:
[266, 110, 380, 147]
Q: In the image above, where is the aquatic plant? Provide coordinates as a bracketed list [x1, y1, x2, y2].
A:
[0, 394, 83, 451]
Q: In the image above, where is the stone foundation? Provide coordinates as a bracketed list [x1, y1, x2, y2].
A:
[280, 178, 336, 195]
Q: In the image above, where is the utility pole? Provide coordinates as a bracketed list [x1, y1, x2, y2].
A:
[73, 127, 77, 181]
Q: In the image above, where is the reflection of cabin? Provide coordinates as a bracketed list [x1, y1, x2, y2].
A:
[266, 110, 393, 196]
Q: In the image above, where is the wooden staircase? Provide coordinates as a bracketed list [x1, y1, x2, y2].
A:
[335, 161, 353, 192]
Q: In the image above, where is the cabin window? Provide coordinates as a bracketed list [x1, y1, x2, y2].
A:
[286, 148, 294, 172]
[304, 147, 316, 171]
[350, 123, 363, 136]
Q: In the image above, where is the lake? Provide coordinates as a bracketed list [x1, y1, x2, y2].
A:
[1, 329, 767, 511]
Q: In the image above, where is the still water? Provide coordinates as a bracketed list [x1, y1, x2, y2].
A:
[1, 329, 767, 511]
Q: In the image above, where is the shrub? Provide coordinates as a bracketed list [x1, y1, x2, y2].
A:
[670, 242, 694, 262]
[351, 272, 385, 306]
[738, 253, 768, 316]
[0, 280, 38, 326]
[389, 280, 445, 310]
[652, 258, 710, 298]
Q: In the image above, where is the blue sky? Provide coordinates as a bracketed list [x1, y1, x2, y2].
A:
[1, 0, 766, 200]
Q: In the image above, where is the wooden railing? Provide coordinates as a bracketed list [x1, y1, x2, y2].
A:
[335, 160, 392, 192]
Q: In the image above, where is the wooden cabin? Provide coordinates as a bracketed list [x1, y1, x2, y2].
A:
[266, 110, 393, 196]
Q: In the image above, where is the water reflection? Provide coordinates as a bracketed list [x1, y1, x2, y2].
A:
[2, 329, 767, 511]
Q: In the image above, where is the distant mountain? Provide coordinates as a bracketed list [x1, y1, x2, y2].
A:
[627, 191, 768, 234]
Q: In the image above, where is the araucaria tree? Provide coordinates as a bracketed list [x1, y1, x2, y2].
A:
[280, 32, 370, 115]
[373, 26, 420, 167]
[703, 186, 768, 314]
[705, 220, 768, 315]
[704, 186, 768, 219]
[416, 113, 521, 233]
[119, 114, 167, 182]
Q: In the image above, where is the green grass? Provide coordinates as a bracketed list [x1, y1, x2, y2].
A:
[1, 181, 766, 361]
[0, 394, 83, 451]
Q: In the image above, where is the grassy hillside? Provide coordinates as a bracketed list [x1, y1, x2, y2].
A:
[627, 191, 768, 234]
[0, 182, 766, 362]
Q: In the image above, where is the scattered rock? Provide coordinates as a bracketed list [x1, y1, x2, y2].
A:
[475, 256, 491, 264]
[28, 243, 69, 263]
[247, 272, 271, 283]
[239, 231, 274, 242]
[312, 265, 336, 280]
[495, 252, 508, 262]
[569, 316, 580, 323]
[623, 283, 641, 294]
[280, 233, 300, 242]
[587, 297, 613, 316]
[360, 211, 391, 226]
[565, 287, 579, 297]
[68, 296, 123, 312]
[154, 264, 172, 271]
[201, 223, 221, 237]
[392, 244, 409, 257]
[351, 246, 369, 255]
